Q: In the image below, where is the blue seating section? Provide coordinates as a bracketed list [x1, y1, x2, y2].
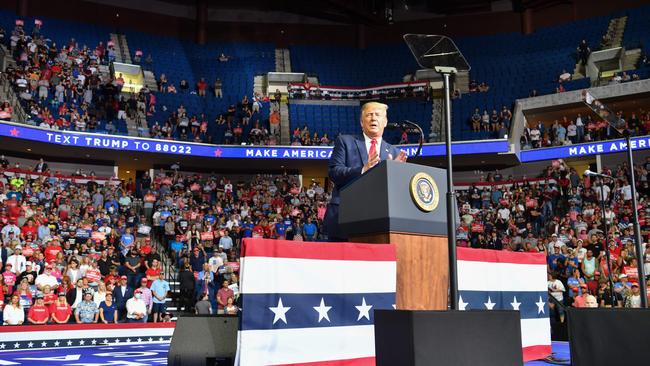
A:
[384, 99, 432, 143]
[127, 32, 275, 142]
[290, 15, 607, 141]
[0, 11, 110, 50]
[289, 104, 361, 140]
[290, 44, 418, 86]
[0, 11, 130, 134]
[621, 5, 650, 49]
[288, 99, 432, 144]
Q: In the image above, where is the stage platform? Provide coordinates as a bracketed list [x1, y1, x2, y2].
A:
[0, 341, 570, 365]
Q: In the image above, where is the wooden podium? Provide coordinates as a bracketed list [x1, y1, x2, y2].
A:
[339, 160, 449, 310]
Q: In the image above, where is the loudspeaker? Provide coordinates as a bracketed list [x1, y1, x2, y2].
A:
[567, 308, 650, 366]
[374, 310, 523, 366]
[168, 315, 238, 366]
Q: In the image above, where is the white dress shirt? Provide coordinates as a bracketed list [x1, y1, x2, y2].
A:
[3, 305, 25, 325]
[363, 134, 383, 158]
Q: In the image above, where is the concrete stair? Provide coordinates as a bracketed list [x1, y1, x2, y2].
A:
[110, 33, 132, 64]
[571, 16, 628, 80]
[603, 16, 627, 49]
[253, 75, 266, 98]
[129, 110, 150, 137]
[623, 48, 642, 71]
[275, 48, 291, 72]
[0, 54, 27, 124]
[143, 70, 158, 90]
[455, 71, 470, 93]
[572, 62, 586, 80]
[118, 34, 132, 64]
[431, 98, 443, 142]
[279, 99, 290, 145]
[109, 34, 122, 63]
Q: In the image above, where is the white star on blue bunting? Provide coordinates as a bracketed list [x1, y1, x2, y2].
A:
[355, 297, 372, 321]
[270, 297, 292, 324]
[313, 298, 332, 323]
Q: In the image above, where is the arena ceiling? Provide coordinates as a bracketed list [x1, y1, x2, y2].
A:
[88, 0, 573, 25]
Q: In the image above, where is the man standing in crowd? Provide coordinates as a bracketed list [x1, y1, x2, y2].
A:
[113, 275, 133, 321]
[75, 291, 99, 324]
[216, 280, 233, 314]
[126, 289, 148, 323]
[151, 272, 170, 322]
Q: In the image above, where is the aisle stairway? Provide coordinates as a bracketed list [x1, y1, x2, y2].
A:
[431, 98, 442, 142]
[0, 51, 27, 123]
[110, 33, 132, 64]
[143, 70, 158, 90]
[574, 16, 629, 80]
[623, 48, 642, 72]
[604, 16, 627, 49]
[275, 48, 291, 72]
[279, 99, 290, 144]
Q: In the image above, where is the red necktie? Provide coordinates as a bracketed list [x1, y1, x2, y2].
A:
[368, 139, 377, 160]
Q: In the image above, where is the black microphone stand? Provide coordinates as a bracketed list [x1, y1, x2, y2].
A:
[401, 120, 424, 158]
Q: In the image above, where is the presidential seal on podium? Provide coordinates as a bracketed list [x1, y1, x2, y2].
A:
[409, 172, 439, 212]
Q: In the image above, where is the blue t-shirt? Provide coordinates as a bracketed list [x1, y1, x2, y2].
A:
[566, 277, 585, 298]
[303, 223, 317, 236]
[150, 280, 170, 304]
[204, 214, 216, 225]
[242, 223, 254, 238]
[275, 222, 286, 236]
[170, 240, 184, 252]
[547, 253, 565, 271]
[100, 301, 117, 322]
[159, 210, 172, 225]
[121, 234, 134, 246]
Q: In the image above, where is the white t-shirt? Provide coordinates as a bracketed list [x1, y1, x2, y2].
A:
[567, 124, 577, 137]
[35, 273, 59, 289]
[593, 185, 610, 201]
[548, 279, 565, 302]
[621, 185, 632, 201]
[3, 305, 24, 325]
[126, 298, 147, 318]
[497, 208, 510, 220]
[209, 256, 224, 272]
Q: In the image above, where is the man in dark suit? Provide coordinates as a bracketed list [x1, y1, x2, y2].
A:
[325, 102, 407, 241]
[0, 244, 8, 272]
[33, 158, 48, 173]
[113, 275, 134, 321]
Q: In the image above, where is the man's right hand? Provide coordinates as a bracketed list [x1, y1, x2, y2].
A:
[362, 151, 380, 174]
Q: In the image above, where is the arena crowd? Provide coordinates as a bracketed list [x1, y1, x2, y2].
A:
[0, 156, 329, 324]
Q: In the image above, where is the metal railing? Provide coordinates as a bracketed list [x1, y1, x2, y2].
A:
[0, 72, 28, 123]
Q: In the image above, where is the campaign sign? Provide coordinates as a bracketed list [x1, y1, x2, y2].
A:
[520, 135, 650, 162]
[0, 342, 170, 365]
[0, 121, 509, 160]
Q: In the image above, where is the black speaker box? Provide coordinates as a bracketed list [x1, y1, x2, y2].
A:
[374, 310, 524, 366]
[168, 315, 238, 366]
[567, 308, 650, 366]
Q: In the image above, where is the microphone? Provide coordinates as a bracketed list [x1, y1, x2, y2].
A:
[584, 170, 612, 178]
[402, 120, 424, 158]
[385, 122, 402, 129]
